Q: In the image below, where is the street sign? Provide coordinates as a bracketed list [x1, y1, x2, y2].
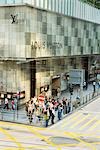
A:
[38, 94, 45, 102]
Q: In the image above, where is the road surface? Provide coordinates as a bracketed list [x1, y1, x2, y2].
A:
[0, 97, 100, 150]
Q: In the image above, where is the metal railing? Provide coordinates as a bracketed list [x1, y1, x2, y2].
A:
[72, 89, 100, 110]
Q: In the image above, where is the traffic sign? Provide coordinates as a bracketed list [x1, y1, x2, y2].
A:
[38, 94, 45, 102]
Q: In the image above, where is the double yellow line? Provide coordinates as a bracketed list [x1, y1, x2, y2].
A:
[0, 126, 25, 150]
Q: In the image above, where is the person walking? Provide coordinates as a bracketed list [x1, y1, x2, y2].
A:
[98, 81, 100, 88]
[4, 97, 9, 110]
[44, 108, 49, 127]
[58, 104, 62, 120]
[67, 99, 72, 113]
[11, 99, 15, 110]
[28, 100, 33, 115]
[51, 107, 55, 124]
[93, 81, 96, 93]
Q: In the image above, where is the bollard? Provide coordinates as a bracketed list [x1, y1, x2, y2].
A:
[86, 95, 87, 103]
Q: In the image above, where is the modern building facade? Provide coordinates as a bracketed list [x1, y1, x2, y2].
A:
[0, 0, 100, 103]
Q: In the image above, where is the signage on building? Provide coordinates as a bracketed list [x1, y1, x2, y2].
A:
[31, 41, 63, 50]
[69, 69, 85, 85]
[11, 14, 18, 24]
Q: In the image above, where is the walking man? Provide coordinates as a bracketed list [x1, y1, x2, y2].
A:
[4, 97, 9, 110]
[93, 81, 96, 93]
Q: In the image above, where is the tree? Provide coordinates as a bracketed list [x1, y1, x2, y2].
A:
[81, 0, 100, 9]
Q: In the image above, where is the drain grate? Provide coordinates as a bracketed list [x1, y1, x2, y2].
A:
[49, 136, 79, 145]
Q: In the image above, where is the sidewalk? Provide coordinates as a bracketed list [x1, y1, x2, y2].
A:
[0, 83, 99, 126]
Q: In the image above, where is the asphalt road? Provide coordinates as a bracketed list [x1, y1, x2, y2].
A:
[0, 96, 100, 150]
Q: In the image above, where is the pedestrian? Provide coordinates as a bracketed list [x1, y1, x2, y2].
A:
[98, 81, 100, 88]
[11, 99, 15, 110]
[28, 100, 33, 115]
[44, 108, 49, 127]
[62, 98, 66, 115]
[4, 97, 9, 110]
[83, 81, 87, 90]
[51, 107, 55, 124]
[14, 97, 17, 110]
[35, 107, 42, 124]
[58, 104, 62, 120]
[93, 81, 96, 93]
[68, 99, 72, 113]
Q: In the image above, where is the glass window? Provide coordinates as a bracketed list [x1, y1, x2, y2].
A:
[0, 0, 6, 4]
[7, 0, 14, 4]
[57, 16, 61, 25]
[62, 0, 64, 14]
[64, 0, 67, 15]
[37, 10, 42, 22]
[86, 30, 89, 38]
[77, 38, 81, 46]
[36, 0, 39, 7]
[80, 46, 83, 54]
[15, 0, 23, 3]
[44, 0, 47, 9]
[67, 0, 71, 16]
[58, 0, 62, 13]
[52, 0, 55, 11]
[64, 36, 68, 46]
[48, 0, 52, 10]
[68, 46, 71, 55]
[55, 0, 58, 12]
[42, 22, 47, 34]
[75, 28, 78, 37]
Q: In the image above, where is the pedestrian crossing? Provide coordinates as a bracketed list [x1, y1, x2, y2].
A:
[60, 111, 100, 132]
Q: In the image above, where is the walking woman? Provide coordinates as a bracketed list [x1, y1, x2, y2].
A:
[28, 100, 33, 115]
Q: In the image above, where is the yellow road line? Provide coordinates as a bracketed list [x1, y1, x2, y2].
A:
[61, 112, 80, 123]
[1, 120, 98, 150]
[64, 131, 96, 150]
[73, 132, 100, 138]
[4, 148, 19, 150]
[88, 120, 100, 131]
[60, 112, 80, 125]
[79, 116, 97, 130]
[0, 121, 45, 131]
[62, 113, 82, 127]
[27, 126, 57, 147]
[70, 114, 90, 129]
[93, 142, 100, 145]
[26, 126, 80, 150]
[0, 127, 25, 150]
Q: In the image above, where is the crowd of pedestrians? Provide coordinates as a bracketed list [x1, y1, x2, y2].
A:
[25, 96, 72, 127]
[0, 97, 17, 111]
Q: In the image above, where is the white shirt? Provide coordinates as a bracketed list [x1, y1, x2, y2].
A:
[93, 82, 96, 85]
[5, 98, 8, 104]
